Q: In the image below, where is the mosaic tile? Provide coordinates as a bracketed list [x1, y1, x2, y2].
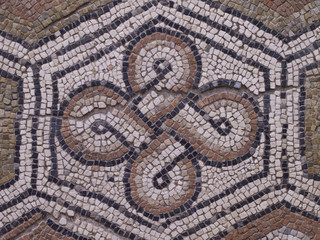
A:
[224, 206, 320, 239]
[0, 0, 320, 239]
[0, 0, 114, 41]
[304, 70, 320, 179]
[0, 77, 18, 185]
[219, 0, 320, 36]
[258, 0, 314, 17]
[0, 0, 64, 22]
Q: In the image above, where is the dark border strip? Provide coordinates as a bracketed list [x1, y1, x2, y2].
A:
[173, 211, 227, 240]
[30, 0, 129, 50]
[163, 172, 268, 228]
[281, 61, 287, 87]
[197, 0, 286, 41]
[47, 219, 93, 240]
[30, 65, 41, 189]
[199, 79, 242, 92]
[211, 201, 283, 239]
[282, 199, 320, 222]
[0, 30, 31, 50]
[198, 0, 320, 44]
[0, 0, 319, 53]
[49, 17, 159, 83]
[0, 188, 141, 240]
[0, 190, 31, 212]
[0, 68, 21, 81]
[36, 0, 159, 66]
[286, 40, 320, 63]
[174, 186, 282, 240]
[0, 49, 31, 67]
[0, 208, 46, 236]
[65, 200, 142, 240]
[281, 149, 289, 186]
[294, 185, 320, 207]
[175, 3, 284, 61]
[211, 199, 320, 240]
[79, 190, 156, 229]
[280, 90, 289, 185]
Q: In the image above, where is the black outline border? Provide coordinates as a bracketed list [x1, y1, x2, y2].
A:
[0, 0, 319, 239]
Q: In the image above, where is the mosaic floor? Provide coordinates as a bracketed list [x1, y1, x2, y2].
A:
[0, 0, 320, 239]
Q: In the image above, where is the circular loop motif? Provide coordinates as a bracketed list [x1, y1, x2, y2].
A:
[163, 89, 262, 165]
[123, 28, 201, 94]
[198, 92, 261, 162]
[57, 83, 131, 165]
[125, 133, 201, 219]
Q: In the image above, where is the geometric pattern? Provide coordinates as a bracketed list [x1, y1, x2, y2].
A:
[0, 0, 320, 239]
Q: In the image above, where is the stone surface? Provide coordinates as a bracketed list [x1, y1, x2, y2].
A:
[0, 0, 319, 239]
[304, 70, 320, 179]
[0, 77, 18, 185]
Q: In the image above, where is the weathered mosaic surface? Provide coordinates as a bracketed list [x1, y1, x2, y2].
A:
[0, 0, 320, 239]
[0, 77, 18, 185]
